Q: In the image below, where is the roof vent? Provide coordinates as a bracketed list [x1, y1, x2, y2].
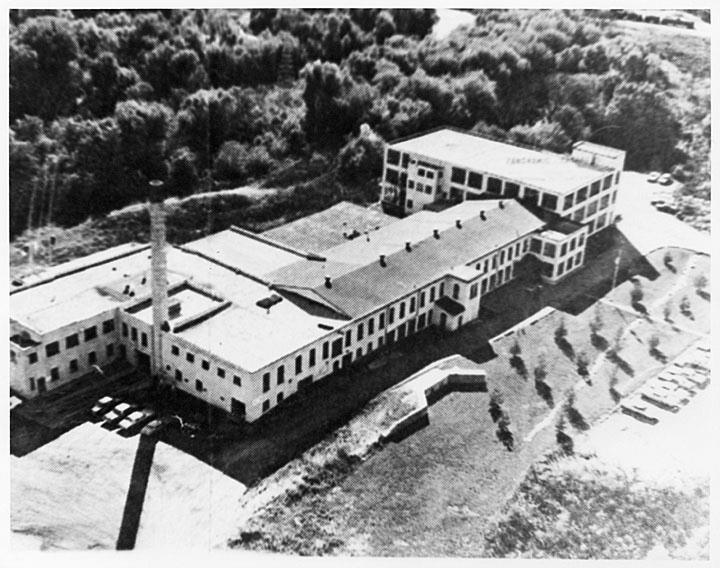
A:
[499, 200, 505, 209]
[480, 211, 486, 221]
[456, 219, 462, 229]
[405, 241, 412, 252]
[123, 284, 130, 295]
[433, 229, 440, 239]
[379, 254, 387, 267]
[324, 275, 332, 289]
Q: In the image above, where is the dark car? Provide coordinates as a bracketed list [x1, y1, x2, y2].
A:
[90, 396, 117, 421]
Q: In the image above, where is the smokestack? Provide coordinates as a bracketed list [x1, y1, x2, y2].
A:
[149, 179, 168, 379]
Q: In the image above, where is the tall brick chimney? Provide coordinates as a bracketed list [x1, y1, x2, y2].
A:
[149, 179, 168, 379]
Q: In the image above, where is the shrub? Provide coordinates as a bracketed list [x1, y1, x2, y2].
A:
[534, 356, 547, 383]
[555, 317, 567, 340]
[489, 389, 504, 423]
[576, 350, 590, 378]
[663, 302, 672, 322]
[630, 285, 643, 304]
[693, 274, 708, 291]
[648, 334, 660, 353]
[509, 339, 521, 357]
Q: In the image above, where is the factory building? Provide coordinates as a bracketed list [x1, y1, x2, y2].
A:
[380, 127, 625, 238]
[10, 129, 617, 423]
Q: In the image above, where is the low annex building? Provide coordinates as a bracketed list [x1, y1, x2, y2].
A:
[10, 130, 621, 424]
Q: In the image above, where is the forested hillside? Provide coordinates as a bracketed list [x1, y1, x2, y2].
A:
[9, 9, 709, 242]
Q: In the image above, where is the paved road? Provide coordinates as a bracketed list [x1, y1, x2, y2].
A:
[615, 171, 710, 256]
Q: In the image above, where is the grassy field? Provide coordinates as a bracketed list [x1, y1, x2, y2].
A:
[231, 245, 710, 556]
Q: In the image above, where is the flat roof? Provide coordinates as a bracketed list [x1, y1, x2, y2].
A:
[263, 201, 397, 253]
[183, 228, 301, 277]
[390, 128, 611, 194]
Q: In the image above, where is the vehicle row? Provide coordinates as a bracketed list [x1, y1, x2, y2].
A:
[647, 171, 674, 185]
[89, 396, 198, 437]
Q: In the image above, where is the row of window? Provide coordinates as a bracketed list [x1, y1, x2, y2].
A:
[408, 180, 434, 194]
[473, 239, 523, 276]
[571, 192, 615, 223]
[26, 343, 121, 391]
[563, 177, 616, 211]
[42, 319, 115, 359]
[170, 344, 242, 386]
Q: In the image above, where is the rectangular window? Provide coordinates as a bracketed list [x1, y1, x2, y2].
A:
[429, 287, 436, 302]
[322, 341, 329, 359]
[576, 252, 583, 265]
[500, 250, 505, 264]
[564, 193, 574, 210]
[560, 243, 567, 256]
[439, 283, 445, 297]
[492, 255, 497, 269]
[84, 326, 97, 342]
[579, 233, 585, 246]
[408, 180, 415, 189]
[600, 195, 610, 210]
[452, 283, 460, 299]
[385, 168, 399, 185]
[596, 213, 607, 229]
[70, 359, 78, 373]
[175, 369, 182, 381]
[468, 171, 483, 189]
[331, 338, 343, 357]
[66, 334, 79, 349]
[567, 256, 574, 270]
[357, 323, 364, 341]
[202, 359, 210, 370]
[122, 323, 129, 337]
[570, 238, 576, 251]
[88, 351, 97, 365]
[387, 149, 400, 165]
[309, 348, 316, 367]
[406, 199, 414, 209]
[504, 182, 519, 198]
[234, 375, 242, 386]
[515, 242, 521, 256]
[615, 171, 621, 184]
[399, 302, 405, 319]
[573, 207, 585, 222]
[51, 367, 60, 382]
[195, 379, 203, 392]
[277, 393, 284, 405]
[530, 238, 542, 254]
[46, 341, 60, 357]
[543, 242, 557, 258]
[102, 319, 115, 334]
[603, 175, 613, 190]
[611, 190, 617, 204]
[389, 308, 395, 324]
[186, 352, 195, 363]
[410, 297, 416, 313]
[418, 313, 426, 328]
[295, 354, 302, 375]
[401, 153, 410, 168]
[484, 259, 489, 273]
[481, 278, 488, 294]
[379, 313, 386, 329]
[29, 352, 38, 364]
[277, 365, 285, 384]
[523, 188, 539, 205]
[262, 400, 270, 413]
[131, 327, 138, 342]
[106, 343, 114, 358]
[345, 330, 352, 347]
[590, 181, 601, 196]
[557, 262, 565, 276]
[217, 367, 226, 378]
[263, 372, 271, 392]
[451, 167, 466, 184]
[487, 177, 502, 194]
[368, 317, 375, 335]
[541, 193, 558, 210]
[577, 187, 588, 202]
[28, 377, 35, 391]
[141, 332, 148, 348]
[171, 345, 179, 356]
[418, 167, 425, 177]
[508, 247, 513, 261]
[469, 283, 478, 299]
[587, 201, 598, 216]
[419, 292, 425, 308]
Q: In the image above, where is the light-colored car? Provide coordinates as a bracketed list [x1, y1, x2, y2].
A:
[640, 389, 682, 412]
[658, 173, 673, 185]
[103, 402, 137, 428]
[647, 171, 661, 183]
[621, 396, 661, 424]
[117, 409, 155, 435]
[91, 396, 117, 420]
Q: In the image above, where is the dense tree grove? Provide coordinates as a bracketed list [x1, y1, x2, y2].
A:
[9, 8, 705, 238]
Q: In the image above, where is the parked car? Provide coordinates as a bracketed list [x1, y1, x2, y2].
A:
[640, 389, 681, 412]
[103, 402, 138, 429]
[141, 416, 179, 437]
[647, 171, 661, 183]
[621, 396, 661, 424]
[654, 202, 679, 215]
[658, 173, 673, 185]
[117, 409, 155, 436]
[90, 396, 117, 421]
